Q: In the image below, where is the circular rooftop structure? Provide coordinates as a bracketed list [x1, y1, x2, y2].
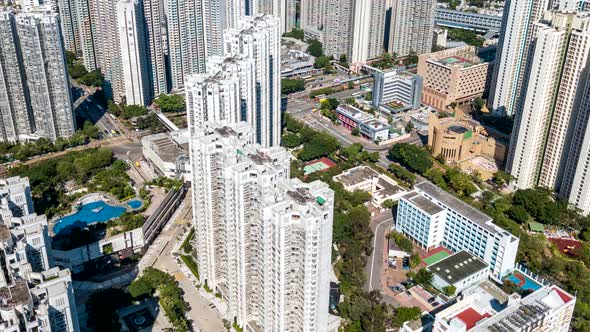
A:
[448, 125, 469, 134]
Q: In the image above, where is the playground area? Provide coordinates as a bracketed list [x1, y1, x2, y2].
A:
[421, 246, 452, 266]
[303, 157, 337, 176]
[504, 271, 542, 293]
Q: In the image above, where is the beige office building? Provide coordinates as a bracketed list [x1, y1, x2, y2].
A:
[418, 46, 489, 111]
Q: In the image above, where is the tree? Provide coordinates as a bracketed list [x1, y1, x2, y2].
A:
[314, 55, 330, 69]
[445, 168, 477, 197]
[492, 170, 513, 186]
[388, 143, 433, 175]
[414, 268, 433, 286]
[443, 285, 457, 296]
[409, 252, 421, 268]
[392, 307, 421, 327]
[389, 232, 413, 253]
[298, 132, 340, 161]
[382, 199, 396, 209]
[447, 28, 485, 47]
[281, 78, 306, 94]
[403, 52, 419, 66]
[472, 97, 486, 113]
[281, 133, 303, 148]
[69, 63, 88, 79]
[405, 121, 414, 133]
[282, 28, 304, 40]
[128, 277, 153, 298]
[364, 92, 372, 101]
[389, 163, 416, 186]
[320, 98, 339, 110]
[351, 127, 360, 136]
[82, 121, 100, 139]
[507, 205, 530, 224]
[154, 94, 185, 112]
[306, 39, 323, 57]
[339, 54, 349, 68]
[324, 62, 335, 74]
[79, 69, 103, 87]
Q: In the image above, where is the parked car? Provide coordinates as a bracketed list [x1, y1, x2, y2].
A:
[428, 297, 436, 303]
[432, 302, 440, 307]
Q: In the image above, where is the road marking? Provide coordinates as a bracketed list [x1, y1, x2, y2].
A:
[369, 218, 392, 291]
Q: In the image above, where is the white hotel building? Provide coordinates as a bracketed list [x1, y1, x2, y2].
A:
[395, 182, 519, 279]
[190, 122, 333, 331]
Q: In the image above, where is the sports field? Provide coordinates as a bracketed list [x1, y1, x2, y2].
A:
[422, 250, 450, 265]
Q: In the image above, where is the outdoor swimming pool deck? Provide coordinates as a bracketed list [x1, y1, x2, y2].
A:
[504, 271, 542, 292]
[52, 197, 144, 235]
[53, 201, 126, 235]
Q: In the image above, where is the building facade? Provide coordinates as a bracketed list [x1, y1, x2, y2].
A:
[507, 12, 590, 192]
[0, 176, 79, 332]
[434, 8, 503, 33]
[417, 46, 489, 111]
[336, 104, 391, 142]
[372, 66, 422, 111]
[489, 0, 550, 116]
[387, 0, 436, 56]
[0, 6, 75, 142]
[117, 0, 151, 105]
[396, 181, 519, 279]
[189, 122, 333, 331]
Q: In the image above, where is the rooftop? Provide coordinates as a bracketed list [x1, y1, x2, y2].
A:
[337, 104, 374, 122]
[333, 166, 378, 186]
[144, 134, 188, 162]
[375, 177, 405, 197]
[414, 181, 494, 231]
[435, 55, 480, 68]
[429, 251, 488, 283]
[403, 191, 445, 215]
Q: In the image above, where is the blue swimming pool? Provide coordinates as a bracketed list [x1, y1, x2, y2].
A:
[505, 272, 542, 292]
[53, 201, 126, 235]
[127, 199, 142, 209]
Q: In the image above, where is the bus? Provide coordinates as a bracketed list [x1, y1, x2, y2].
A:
[302, 75, 315, 82]
[351, 92, 363, 98]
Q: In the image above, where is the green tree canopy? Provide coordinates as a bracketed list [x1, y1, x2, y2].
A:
[281, 78, 306, 94]
[388, 143, 433, 174]
[154, 94, 185, 112]
[306, 39, 323, 57]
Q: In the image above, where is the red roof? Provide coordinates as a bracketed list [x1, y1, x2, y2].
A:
[547, 237, 582, 257]
[552, 287, 573, 303]
[454, 308, 491, 330]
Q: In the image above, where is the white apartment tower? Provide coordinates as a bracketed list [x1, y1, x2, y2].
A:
[322, 0, 354, 59]
[490, 0, 551, 116]
[117, 0, 152, 105]
[0, 6, 75, 142]
[300, 0, 323, 40]
[56, 0, 81, 54]
[185, 57, 256, 134]
[387, 0, 436, 57]
[166, 0, 207, 89]
[189, 122, 333, 332]
[76, 0, 98, 71]
[507, 12, 590, 191]
[255, 0, 296, 33]
[224, 15, 281, 147]
[350, 0, 387, 63]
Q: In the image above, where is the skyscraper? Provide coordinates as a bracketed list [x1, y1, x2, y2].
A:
[350, 0, 387, 63]
[91, 0, 125, 102]
[56, 0, 82, 54]
[76, 0, 98, 70]
[489, 0, 550, 116]
[166, 0, 207, 89]
[0, 6, 75, 142]
[225, 15, 281, 147]
[143, 0, 167, 97]
[189, 121, 334, 332]
[256, 0, 296, 33]
[507, 12, 590, 191]
[387, 0, 436, 57]
[117, 0, 152, 105]
[300, 0, 324, 40]
[323, 0, 354, 59]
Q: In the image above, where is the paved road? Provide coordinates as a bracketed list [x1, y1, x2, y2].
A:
[365, 212, 393, 292]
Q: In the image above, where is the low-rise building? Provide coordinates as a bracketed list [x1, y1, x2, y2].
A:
[433, 280, 576, 332]
[396, 181, 519, 279]
[418, 46, 490, 111]
[142, 130, 190, 180]
[333, 166, 406, 207]
[336, 104, 391, 142]
[428, 112, 508, 164]
[429, 251, 489, 294]
[371, 67, 423, 112]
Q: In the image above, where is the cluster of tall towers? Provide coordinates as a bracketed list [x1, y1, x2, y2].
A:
[491, 0, 590, 214]
[56, 0, 297, 105]
[0, 4, 75, 143]
[301, 0, 437, 64]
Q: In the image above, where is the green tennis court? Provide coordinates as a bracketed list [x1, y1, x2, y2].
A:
[423, 251, 450, 265]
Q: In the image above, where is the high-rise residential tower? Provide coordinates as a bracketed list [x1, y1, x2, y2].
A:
[189, 122, 334, 332]
[507, 12, 590, 191]
[76, 0, 97, 70]
[489, 0, 551, 116]
[322, 0, 354, 59]
[143, 0, 167, 97]
[350, 0, 387, 63]
[117, 0, 152, 105]
[0, 6, 75, 142]
[387, 0, 436, 57]
[224, 15, 281, 147]
[56, 0, 82, 54]
[300, 0, 324, 40]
